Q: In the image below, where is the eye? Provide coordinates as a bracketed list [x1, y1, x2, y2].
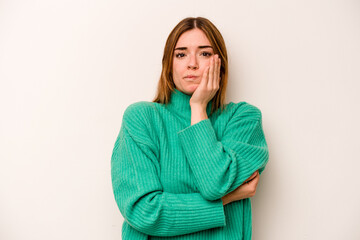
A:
[201, 51, 213, 57]
[175, 53, 185, 58]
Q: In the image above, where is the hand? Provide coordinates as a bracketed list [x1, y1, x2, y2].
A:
[245, 170, 259, 183]
[189, 54, 221, 107]
[221, 171, 260, 206]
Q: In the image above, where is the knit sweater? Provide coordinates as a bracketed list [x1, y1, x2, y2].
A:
[111, 88, 269, 240]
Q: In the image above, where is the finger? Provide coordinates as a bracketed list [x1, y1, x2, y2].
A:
[248, 171, 257, 179]
[217, 57, 221, 87]
[207, 55, 214, 89]
[247, 171, 259, 182]
[214, 55, 220, 89]
[249, 173, 256, 180]
[201, 66, 210, 88]
[253, 174, 260, 184]
[247, 176, 259, 187]
[247, 176, 256, 183]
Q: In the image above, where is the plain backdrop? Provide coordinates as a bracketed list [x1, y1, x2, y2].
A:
[1, 0, 359, 239]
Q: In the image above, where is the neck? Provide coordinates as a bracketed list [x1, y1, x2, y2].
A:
[166, 88, 212, 121]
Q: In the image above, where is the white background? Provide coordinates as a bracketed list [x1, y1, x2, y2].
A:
[1, 0, 359, 239]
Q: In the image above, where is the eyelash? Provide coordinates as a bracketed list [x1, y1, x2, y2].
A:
[175, 52, 213, 58]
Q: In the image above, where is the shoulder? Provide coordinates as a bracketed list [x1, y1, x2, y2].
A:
[121, 101, 159, 146]
[121, 101, 156, 131]
[123, 101, 155, 117]
[226, 101, 263, 122]
[122, 101, 157, 124]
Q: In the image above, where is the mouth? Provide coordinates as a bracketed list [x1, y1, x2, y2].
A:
[184, 75, 199, 79]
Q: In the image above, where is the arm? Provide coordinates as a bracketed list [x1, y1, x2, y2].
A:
[111, 104, 226, 237]
[177, 103, 269, 201]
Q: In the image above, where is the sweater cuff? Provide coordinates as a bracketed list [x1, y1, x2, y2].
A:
[177, 119, 218, 158]
[205, 198, 226, 227]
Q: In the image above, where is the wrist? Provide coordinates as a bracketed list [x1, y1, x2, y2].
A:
[190, 102, 207, 110]
[190, 104, 208, 125]
[221, 194, 233, 206]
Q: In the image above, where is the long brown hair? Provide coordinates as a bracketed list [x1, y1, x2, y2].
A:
[152, 17, 229, 115]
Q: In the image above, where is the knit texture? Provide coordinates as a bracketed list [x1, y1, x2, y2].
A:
[111, 88, 269, 240]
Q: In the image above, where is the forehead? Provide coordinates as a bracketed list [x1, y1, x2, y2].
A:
[175, 28, 211, 48]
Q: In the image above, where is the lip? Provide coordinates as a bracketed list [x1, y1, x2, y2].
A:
[184, 75, 199, 79]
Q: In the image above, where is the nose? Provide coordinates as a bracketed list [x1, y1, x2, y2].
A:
[187, 54, 198, 70]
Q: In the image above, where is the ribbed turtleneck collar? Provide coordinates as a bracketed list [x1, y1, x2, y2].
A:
[166, 88, 213, 121]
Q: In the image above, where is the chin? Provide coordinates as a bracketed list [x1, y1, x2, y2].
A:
[186, 83, 199, 92]
[185, 86, 197, 95]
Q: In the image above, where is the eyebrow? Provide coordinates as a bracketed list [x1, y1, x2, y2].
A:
[174, 45, 213, 51]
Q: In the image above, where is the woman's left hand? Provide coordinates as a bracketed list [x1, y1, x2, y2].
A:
[190, 54, 221, 107]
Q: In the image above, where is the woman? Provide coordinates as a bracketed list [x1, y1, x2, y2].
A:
[111, 17, 269, 240]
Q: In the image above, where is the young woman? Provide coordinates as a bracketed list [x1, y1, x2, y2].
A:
[111, 16, 269, 240]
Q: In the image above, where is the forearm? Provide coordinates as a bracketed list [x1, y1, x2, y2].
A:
[178, 103, 269, 201]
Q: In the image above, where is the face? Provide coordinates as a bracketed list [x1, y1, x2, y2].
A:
[172, 28, 214, 95]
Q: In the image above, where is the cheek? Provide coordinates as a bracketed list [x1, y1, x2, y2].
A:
[172, 63, 179, 76]
[173, 63, 186, 76]
[172, 66, 184, 82]
[199, 59, 211, 74]
[200, 59, 211, 68]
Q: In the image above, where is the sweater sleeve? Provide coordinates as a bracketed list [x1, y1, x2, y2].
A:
[111, 103, 226, 237]
[177, 102, 269, 201]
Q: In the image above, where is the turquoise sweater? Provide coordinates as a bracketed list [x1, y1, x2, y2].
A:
[111, 88, 269, 239]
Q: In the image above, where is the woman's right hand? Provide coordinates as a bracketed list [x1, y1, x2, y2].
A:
[221, 170, 260, 206]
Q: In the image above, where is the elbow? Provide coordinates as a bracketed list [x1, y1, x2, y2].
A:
[196, 168, 237, 201]
[257, 149, 269, 175]
[199, 191, 219, 201]
[116, 192, 171, 237]
[261, 147, 269, 167]
[125, 215, 160, 237]
[123, 207, 175, 237]
[197, 184, 229, 201]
